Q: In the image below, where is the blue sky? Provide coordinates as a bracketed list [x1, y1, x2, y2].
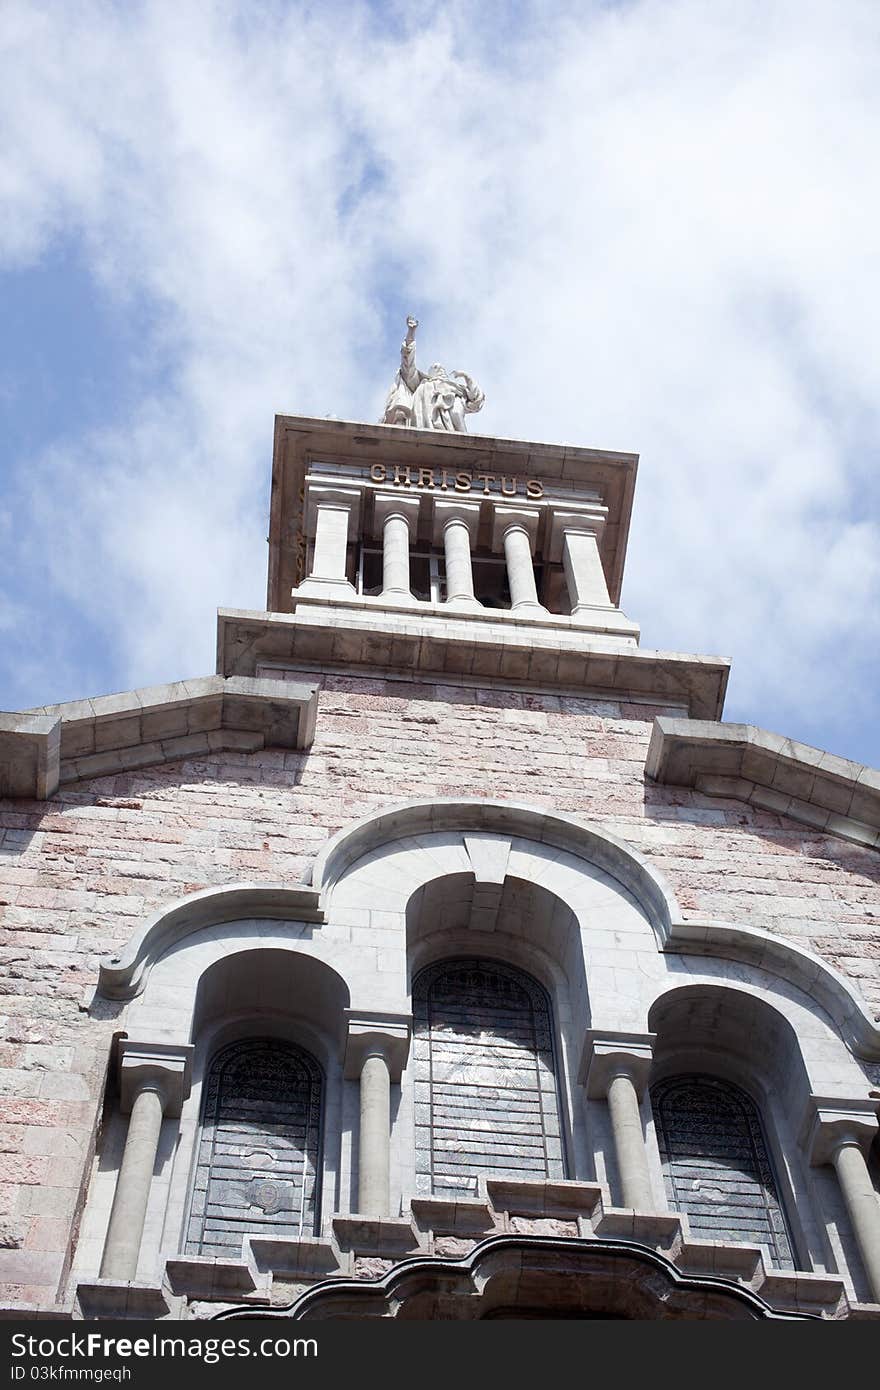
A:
[1, 0, 878, 767]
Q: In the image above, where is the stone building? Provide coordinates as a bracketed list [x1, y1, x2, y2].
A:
[1, 408, 879, 1321]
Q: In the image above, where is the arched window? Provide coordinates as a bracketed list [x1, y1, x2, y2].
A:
[185, 1038, 323, 1257]
[651, 1074, 794, 1268]
[412, 957, 565, 1197]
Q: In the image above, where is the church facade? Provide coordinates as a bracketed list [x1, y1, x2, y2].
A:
[1, 406, 879, 1321]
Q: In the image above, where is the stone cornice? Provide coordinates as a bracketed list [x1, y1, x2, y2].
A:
[217, 606, 729, 719]
[0, 675, 319, 800]
[646, 717, 880, 850]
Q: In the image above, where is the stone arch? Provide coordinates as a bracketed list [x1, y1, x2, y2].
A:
[123, 927, 355, 1048]
[403, 861, 591, 1189]
[164, 947, 350, 1265]
[311, 797, 677, 943]
[647, 984, 822, 1273]
[77, 945, 352, 1288]
[96, 799, 880, 1061]
[190, 947, 350, 1057]
[648, 983, 812, 1109]
[311, 798, 880, 1059]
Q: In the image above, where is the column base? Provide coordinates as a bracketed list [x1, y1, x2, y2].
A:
[569, 603, 641, 639]
[511, 601, 549, 617]
[293, 576, 357, 599]
[76, 1279, 173, 1320]
[379, 588, 417, 605]
[444, 595, 484, 612]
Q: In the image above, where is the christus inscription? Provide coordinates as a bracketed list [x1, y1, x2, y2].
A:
[369, 462, 544, 498]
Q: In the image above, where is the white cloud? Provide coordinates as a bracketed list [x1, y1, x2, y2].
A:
[0, 0, 878, 760]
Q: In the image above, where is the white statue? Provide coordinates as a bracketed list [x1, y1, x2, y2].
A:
[380, 317, 485, 432]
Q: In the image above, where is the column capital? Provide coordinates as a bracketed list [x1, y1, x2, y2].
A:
[372, 490, 422, 535]
[343, 1010, 412, 1082]
[545, 501, 609, 564]
[490, 503, 542, 554]
[118, 1040, 194, 1118]
[430, 497, 482, 546]
[579, 1030, 656, 1100]
[303, 481, 364, 541]
[800, 1094, 879, 1166]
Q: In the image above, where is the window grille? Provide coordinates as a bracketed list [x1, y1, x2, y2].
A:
[412, 957, 565, 1197]
[651, 1074, 794, 1268]
[185, 1038, 323, 1257]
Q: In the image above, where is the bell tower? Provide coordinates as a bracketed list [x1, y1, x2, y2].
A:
[218, 409, 727, 721]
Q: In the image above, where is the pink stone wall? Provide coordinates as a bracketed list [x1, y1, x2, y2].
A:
[1, 670, 878, 1306]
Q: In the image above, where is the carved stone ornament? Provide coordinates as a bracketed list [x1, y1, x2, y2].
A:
[381, 316, 485, 432]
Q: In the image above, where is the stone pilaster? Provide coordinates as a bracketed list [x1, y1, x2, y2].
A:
[297, 482, 362, 595]
[546, 502, 612, 615]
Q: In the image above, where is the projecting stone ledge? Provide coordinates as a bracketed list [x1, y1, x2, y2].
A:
[0, 676, 319, 800]
[217, 606, 729, 720]
[647, 717, 880, 849]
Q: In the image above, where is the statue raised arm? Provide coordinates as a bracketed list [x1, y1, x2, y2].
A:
[380, 316, 485, 432]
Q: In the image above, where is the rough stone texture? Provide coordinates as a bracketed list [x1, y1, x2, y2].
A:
[0, 669, 879, 1307]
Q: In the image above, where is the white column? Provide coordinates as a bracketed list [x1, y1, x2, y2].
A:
[832, 1139, 880, 1303]
[344, 1012, 412, 1219]
[432, 499, 482, 609]
[582, 1031, 658, 1211]
[358, 1051, 392, 1216]
[99, 1042, 192, 1281]
[806, 1101, 880, 1303]
[373, 493, 421, 603]
[297, 482, 362, 596]
[606, 1071, 654, 1210]
[491, 505, 546, 614]
[100, 1083, 166, 1280]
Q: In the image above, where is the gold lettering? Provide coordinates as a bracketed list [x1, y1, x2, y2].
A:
[439, 469, 450, 491]
[500, 475, 517, 496]
[526, 479, 544, 499]
[417, 467, 435, 489]
[475, 472, 496, 494]
[454, 472, 472, 492]
[370, 462, 387, 484]
[393, 464, 412, 487]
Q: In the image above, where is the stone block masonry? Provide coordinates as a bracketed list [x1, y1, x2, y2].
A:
[0, 669, 878, 1308]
